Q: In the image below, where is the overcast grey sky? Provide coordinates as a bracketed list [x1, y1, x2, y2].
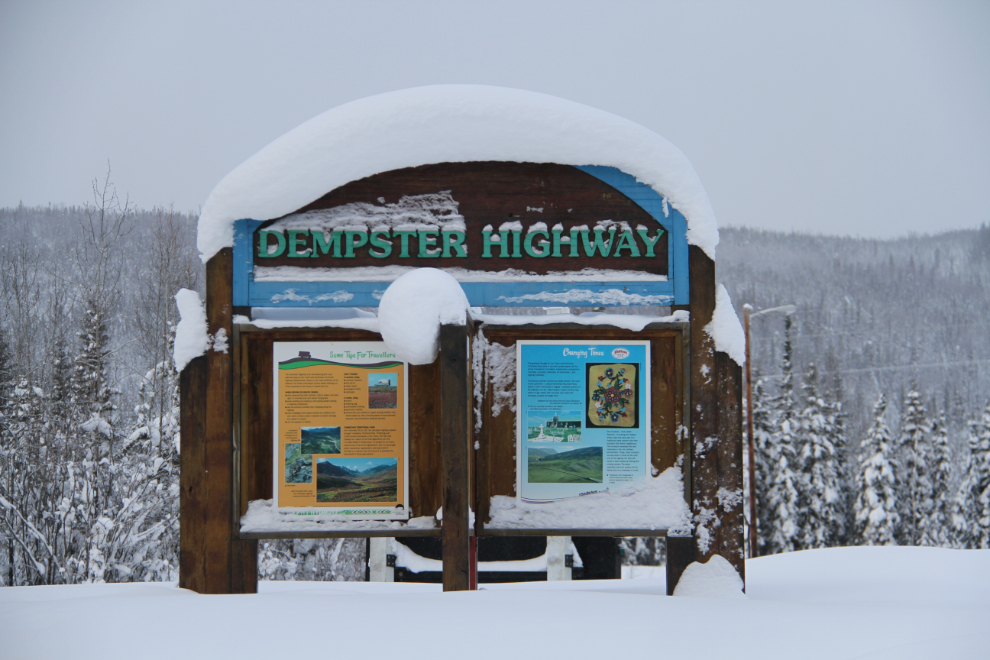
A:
[1, 1, 988, 237]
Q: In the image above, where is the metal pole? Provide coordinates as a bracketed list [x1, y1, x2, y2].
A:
[744, 304, 758, 560]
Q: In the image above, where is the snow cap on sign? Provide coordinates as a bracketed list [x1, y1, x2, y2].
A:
[378, 268, 470, 365]
[197, 85, 719, 262]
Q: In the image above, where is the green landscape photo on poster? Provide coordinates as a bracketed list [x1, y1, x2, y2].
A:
[316, 457, 398, 503]
[284, 443, 312, 484]
[368, 373, 398, 409]
[527, 446, 603, 484]
[300, 426, 341, 454]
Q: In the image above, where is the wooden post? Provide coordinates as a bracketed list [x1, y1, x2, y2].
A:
[469, 536, 478, 590]
[716, 352, 745, 580]
[688, 245, 719, 567]
[179, 355, 207, 592]
[679, 244, 746, 588]
[439, 322, 471, 591]
[180, 248, 257, 594]
[744, 305, 758, 559]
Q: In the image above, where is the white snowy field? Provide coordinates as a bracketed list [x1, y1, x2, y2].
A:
[1, 547, 987, 660]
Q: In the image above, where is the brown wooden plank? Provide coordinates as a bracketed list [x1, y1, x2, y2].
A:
[204, 250, 235, 593]
[677, 326, 690, 467]
[440, 323, 471, 591]
[653, 335, 678, 472]
[483, 333, 518, 503]
[716, 352, 745, 581]
[688, 245, 719, 564]
[409, 360, 442, 519]
[179, 354, 207, 593]
[242, 334, 273, 509]
[230, 327, 259, 593]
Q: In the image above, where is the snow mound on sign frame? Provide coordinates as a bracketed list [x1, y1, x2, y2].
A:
[378, 268, 470, 365]
[197, 85, 719, 263]
[704, 284, 746, 366]
[673, 554, 746, 599]
[173, 289, 209, 373]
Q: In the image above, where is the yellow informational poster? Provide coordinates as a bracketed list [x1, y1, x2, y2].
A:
[273, 341, 409, 520]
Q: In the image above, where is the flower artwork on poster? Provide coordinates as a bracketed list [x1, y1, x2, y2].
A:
[516, 340, 651, 503]
[587, 364, 639, 428]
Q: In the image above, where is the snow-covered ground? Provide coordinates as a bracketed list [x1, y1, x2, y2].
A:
[2, 547, 986, 659]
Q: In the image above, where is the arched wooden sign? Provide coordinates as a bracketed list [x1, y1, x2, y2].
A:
[232, 163, 689, 308]
[183, 156, 741, 598]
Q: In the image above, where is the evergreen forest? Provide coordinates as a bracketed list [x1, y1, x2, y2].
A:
[2, 183, 988, 582]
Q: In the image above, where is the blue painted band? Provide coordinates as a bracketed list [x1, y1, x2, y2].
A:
[249, 281, 674, 308]
[233, 219, 264, 307]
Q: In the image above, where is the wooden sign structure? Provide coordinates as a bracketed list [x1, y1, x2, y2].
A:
[180, 160, 743, 595]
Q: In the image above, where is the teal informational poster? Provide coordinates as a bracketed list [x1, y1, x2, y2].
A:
[516, 340, 651, 503]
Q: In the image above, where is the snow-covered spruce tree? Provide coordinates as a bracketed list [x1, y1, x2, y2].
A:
[121, 325, 182, 581]
[752, 377, 776, 556]
[823, 366, 852, 546]
[795, 363, 844, 549]
[3, 379, 55, 585]
[763, 316, 801, 555]
[854, 394, 899, 545]
[114, 208, 199, 582]
[954, 402, 990, 548]
[895, 385, 933, 546]
[0, 330, 16, 585]
[921, 412, 954, 547]
[63, 169, 132, 583]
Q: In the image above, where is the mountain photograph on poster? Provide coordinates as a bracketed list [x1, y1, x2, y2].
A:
[315, 457, 398, 502]
[300, 426, 341, 454]
[527, 446, 603, 484]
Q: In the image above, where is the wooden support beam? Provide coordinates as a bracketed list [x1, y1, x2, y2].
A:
[440, 322, 471, 592]
[716, 352, 745, 580]
[680, 244, 746, 590]
[179, 355, 207, 593]
[688, 245, 719, 566]
[180, 248, 257, 594]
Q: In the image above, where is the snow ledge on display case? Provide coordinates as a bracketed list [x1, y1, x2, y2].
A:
[240, 499, 437, 533]
[197, 85, 719, 263]
[486, 466, 691, 531]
